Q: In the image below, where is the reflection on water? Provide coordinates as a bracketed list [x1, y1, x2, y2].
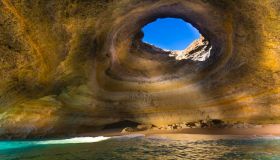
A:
[1, 135, 280, 160]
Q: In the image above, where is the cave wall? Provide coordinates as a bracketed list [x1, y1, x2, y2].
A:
[0, 0, 279, 138]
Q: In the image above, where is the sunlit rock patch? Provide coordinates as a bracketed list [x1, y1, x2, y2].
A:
[169, 35, 211, 61]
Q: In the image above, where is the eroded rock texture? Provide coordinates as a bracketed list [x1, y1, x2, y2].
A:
[169, 35, 211, 61]
[0, 0, 279, 138]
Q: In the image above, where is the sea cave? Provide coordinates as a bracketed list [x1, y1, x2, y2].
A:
[0, 0, 280, 159]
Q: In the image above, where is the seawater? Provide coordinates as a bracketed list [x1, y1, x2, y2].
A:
[1, 135, 280, 160]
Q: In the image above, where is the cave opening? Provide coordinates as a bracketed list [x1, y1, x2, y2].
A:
[141, 18, 212, 61]
[142, 18, 200, 51]
[102, 120, 141, 130]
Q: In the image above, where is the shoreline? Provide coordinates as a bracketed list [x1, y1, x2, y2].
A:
[79, 124, 280, 141]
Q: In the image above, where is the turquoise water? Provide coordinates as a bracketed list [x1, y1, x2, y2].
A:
[1, 135, 280, 160]
[0, 136, 110, 151]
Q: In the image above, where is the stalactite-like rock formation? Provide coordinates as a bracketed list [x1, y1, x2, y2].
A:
[0, 0, 279, 138]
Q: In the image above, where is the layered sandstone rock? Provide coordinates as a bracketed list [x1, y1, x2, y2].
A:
[0, 0, 279, 138]
[169, 35, 211, 61]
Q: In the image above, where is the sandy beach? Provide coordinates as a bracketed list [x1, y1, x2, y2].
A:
[79, 124, 280, 141]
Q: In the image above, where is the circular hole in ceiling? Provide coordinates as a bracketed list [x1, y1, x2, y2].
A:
[142, 18, 200, 51]
[141, 18, 212, 61]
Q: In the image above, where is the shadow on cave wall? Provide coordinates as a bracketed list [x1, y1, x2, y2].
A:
[103, 120, 141, 130]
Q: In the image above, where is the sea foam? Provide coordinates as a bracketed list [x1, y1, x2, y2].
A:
[0, 136, 111, 150]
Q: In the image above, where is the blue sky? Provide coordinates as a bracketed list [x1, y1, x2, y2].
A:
[142, 18, 200, 51]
